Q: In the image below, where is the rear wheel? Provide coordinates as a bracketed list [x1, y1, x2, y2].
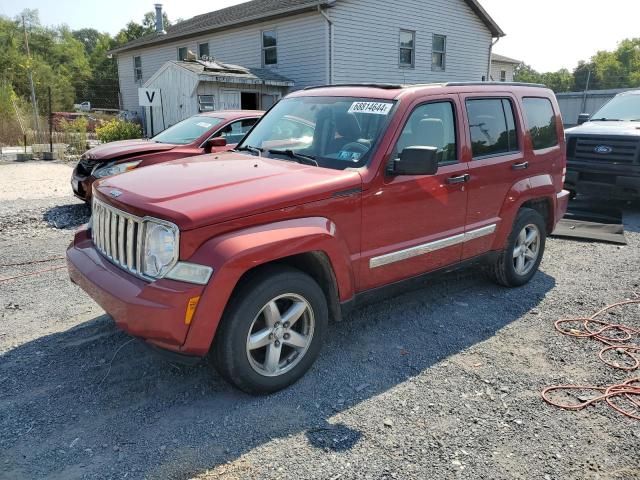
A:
[487, 208, 546, 287]
[212, 267, 328, 394]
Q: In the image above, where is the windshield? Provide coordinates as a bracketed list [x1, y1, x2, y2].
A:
[591, 94, 640, 121]
[153, 116, 223, 144]
[237, 96, 396, 169]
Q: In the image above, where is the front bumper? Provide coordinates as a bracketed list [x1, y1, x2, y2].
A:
[67, 228, 205, 355]
[565, 163, 640, 199]
[71, 168, 95, 202]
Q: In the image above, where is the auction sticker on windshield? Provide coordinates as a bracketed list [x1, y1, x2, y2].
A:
[348, 102, 393, 115]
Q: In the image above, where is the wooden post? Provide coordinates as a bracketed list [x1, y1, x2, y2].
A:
[149, 106, 154, 137]
[48, 86, 53, 154]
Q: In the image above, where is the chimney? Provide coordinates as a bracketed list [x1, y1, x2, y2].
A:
[154, 4, 165, 34]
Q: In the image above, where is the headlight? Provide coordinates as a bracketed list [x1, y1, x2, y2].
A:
[93, 160, 141, 178]
[142, 221, 179, 278]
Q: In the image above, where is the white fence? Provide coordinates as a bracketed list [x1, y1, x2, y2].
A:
[555, 88, 637, 127]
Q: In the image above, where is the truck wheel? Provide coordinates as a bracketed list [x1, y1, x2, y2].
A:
[487, 208, 546, 288]
[212, 266, 328, 394]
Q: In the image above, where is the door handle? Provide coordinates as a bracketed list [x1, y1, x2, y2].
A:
[512, 162, 529, 170]
[446, 174, 470, 185]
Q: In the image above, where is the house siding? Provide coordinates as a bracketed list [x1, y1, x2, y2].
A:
[490, 61, 516, 82]
[329, 0, 492, 84]
[117, 11, 328, 112]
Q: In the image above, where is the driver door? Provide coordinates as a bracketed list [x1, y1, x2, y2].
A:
[359, 98, 469, 291]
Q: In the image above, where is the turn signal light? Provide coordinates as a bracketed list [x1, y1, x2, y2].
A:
[184, 296, 201, 325]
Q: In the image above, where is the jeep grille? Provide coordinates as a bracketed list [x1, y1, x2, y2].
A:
[91, 197, 145, 276]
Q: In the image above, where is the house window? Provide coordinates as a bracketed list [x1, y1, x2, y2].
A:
[262, 30, 277, 66]
[432, 34, 446, 71]
[466, 98, 519, 158]
[198, 42, 210, 60]
[500, 70, 507, 82]
[399, 30, 415, 68]
[133, 56, 142, 82]
[178, 47, 188, 61]
[198, 95, 215, 112]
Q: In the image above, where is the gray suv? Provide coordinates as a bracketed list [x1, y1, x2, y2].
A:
[565, 90, 640, 200]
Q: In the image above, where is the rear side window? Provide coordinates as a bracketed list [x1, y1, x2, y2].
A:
[395, 101, 458, 164]
[523, 97, 558, 150]
[466, 98, 518, 158]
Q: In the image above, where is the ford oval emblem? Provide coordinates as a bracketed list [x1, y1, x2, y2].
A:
[594, 145, 613, 154]
[110, 189, 123, 198]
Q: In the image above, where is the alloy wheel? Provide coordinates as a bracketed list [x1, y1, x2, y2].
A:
[513, 223, 540, 276]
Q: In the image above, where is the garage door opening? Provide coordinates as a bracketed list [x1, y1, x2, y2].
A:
[241, 92, 259, 110]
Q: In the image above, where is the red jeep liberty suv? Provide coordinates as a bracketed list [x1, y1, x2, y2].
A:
[67, 83, 569, 394]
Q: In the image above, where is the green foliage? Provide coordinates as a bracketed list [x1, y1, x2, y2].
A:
[59, 116, 88, 153]
[96, 119, 141, 143]
[515, 38, 640, 92]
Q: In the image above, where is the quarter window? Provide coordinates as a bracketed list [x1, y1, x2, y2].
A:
[432, 34, 446, 71]
[133, 56, 142, 82]
[198, 42, 210, 59]
[399, 30, 415, 68]
[395, 101, 458, 164]
[466, 98, 518, 158]
[178, 47, 188, 61]
[262, 30, 278, 66]
[523, 97, 558, 150]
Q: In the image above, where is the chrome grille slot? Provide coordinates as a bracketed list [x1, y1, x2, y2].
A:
[91, 197, 146, 277]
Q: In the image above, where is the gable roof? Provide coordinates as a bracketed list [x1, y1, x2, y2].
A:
[492, 53, 521, 64]
[110, 0, 504, 55]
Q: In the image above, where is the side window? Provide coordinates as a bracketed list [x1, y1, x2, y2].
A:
[522, 97, 558, 150]
[466, 98, 518, 158]
[178, 47, 188, 61]
[432, 34, 446, 71]
[395, 101, 457, 164]
[214, 119, 258, 144]
[133, 56, 142, 82]
[262, 30, 277, 66]
[198, 95, 215, 112]
[399, 30, 415, 68]
[198, 42, 209, 59]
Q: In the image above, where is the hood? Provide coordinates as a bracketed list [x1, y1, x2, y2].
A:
[85, 139, 177, 162]
[566, 121, 640, 137]
[95, 152, 363, 230]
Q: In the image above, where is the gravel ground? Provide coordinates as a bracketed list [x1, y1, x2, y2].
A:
[1, 161, 639, 480]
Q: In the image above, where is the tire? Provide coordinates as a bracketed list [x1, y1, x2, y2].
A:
[212, 266, 328, 395]
[487, 208, 547, 288]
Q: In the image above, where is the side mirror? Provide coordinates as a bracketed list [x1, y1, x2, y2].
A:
[577, 113, 591, 125]
[204, 137, 227, 153]
[389, 146, 439, 176]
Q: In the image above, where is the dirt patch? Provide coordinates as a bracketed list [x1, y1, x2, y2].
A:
[0, 162, 74, 201]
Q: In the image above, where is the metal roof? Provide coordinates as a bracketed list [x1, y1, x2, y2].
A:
[109, 0, 504, 54]
[492, 53, 522, 64]
[172, 60, 295, 87]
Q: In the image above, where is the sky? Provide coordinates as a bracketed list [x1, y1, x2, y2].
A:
[1, 0, 639, 73]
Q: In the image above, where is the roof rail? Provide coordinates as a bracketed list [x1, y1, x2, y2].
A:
[303, 83, 404, 90]
[444, 81, 546, 88]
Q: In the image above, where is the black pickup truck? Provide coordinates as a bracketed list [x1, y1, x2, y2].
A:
[565, 90, 640, 200]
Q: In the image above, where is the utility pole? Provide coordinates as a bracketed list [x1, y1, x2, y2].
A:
[581, 70, 592, 114]
[22, 15, 41, 136]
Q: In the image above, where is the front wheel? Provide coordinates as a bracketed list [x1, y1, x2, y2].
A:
[487, 208, 546, 287]
[212, 266, 328, 394]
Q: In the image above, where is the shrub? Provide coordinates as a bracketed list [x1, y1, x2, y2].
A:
[96, 119, 142, 143]
[59, 117, 89, 154]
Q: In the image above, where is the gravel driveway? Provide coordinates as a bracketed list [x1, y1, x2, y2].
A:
[1, 161, 639, 480]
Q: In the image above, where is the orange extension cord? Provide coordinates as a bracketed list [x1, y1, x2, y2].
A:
[0, 256, 67, 283]
[542, 294, 640, 420]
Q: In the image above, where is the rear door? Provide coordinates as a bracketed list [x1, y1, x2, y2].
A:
[458, 93, 528, 259]
[359, 97, 469, 290]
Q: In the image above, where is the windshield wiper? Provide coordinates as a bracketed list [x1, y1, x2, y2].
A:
[591, 118, 622, 122]
[236, 145, 263, 156]
[268, 149, 319, 166]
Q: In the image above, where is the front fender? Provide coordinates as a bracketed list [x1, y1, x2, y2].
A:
[180, 217, 354, 356]
[493, 174, 556, 250]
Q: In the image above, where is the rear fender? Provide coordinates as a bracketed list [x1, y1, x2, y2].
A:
[493, 174, 556, 250]
[181, 217, 354, 356]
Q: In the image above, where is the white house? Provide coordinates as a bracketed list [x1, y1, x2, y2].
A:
[110, 0, 504, 119]
[490, 53, 521, 82]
